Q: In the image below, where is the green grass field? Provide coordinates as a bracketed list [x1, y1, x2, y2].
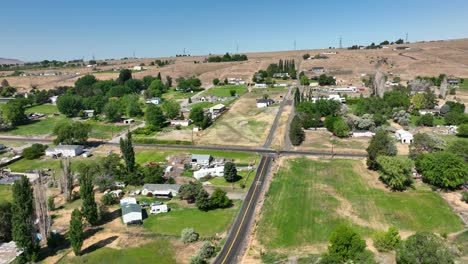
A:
[187, 101, 216, 109]
[410, 114, 445, 127]
[143, 200, 240, 237]
[162, 89, 196, 100]
[257, 158, 464, 250]
[25, 104, 59, 114]
[200, 85, 247, 97]
[209, 170, 255, 189]
[59, 239, 176, 264]
[135, 149, 258, 165]
[86, 121, 130, 140]
[7, 157, 96, 173]
[0, 185, 12, 203]
[4, 115, 68, 136]
[459, 79, 468, 90]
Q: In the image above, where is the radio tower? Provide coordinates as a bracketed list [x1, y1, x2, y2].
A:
[339, 36, 343, 49]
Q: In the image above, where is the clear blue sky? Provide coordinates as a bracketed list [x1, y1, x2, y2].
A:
[2, 0, 467, 61]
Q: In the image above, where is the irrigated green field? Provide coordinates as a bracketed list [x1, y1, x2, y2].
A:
[135, 149, 258, 165]
[0, 185, 12, 203]
[257, 158, 464, 251]
[25, 104, 59, 114]
[59, 239, 176, 264]
[143, 200, 240, 237]
[200, 85, 247, 97]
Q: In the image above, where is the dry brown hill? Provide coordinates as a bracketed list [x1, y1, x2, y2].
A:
[3, 38, 468, 91]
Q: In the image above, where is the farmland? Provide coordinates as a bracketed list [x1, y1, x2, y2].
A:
[257, 158, 464, 254]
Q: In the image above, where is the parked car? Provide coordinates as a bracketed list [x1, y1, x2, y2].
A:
[140, 202, 149, 208]
[151, 201, 163, 206]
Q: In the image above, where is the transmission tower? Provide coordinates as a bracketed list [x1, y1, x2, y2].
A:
[294, 40, 296, 50]
[339, 36, 342, 49]
[236, 43, 239, 54]
[405, 33, 408, 43]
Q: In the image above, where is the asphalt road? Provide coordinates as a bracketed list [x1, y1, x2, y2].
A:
[213, 155, 273, 264]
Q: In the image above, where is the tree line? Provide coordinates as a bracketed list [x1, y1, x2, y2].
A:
[207, 53, 248, 63]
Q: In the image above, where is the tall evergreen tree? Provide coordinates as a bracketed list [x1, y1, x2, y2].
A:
[223, 162, 238, 182]
[12, 176, 37, 263]
[157, 72, 162, 80]
[120, 132, 135, 173]
[69, 209, 84, 256]
[79, 167, 98, 225]
[294, 88, 301, 105]
[289, 115, 305, 146]
[366, 130, 397, 170]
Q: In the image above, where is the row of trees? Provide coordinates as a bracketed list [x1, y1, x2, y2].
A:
[179, 181, 231, 211]
[207, 53, 247, 63]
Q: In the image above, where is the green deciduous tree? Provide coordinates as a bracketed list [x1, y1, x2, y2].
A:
[333, 118, 350, 138]
[366, 130, 397, 170]
[12, 176, 37, 263]
[416, 151, 467, 189]
[0, 202, 12, 242]
[181, 228, 199, 243]
[195, 188, 211, 211]
[417, 114, 434, 126]
[2, 100, 27, 126]
[53, 121, 91, 145]
[376, 156, 414, 191]
[212, 78, 220, 85]
[22, 143, 48, 160]
[457, 124, 468, 137]
[103, 100, 122, 122]
[189, 106, 205, 126]
[117, 69, 132, 84]
[446, 139, 468, 162]
[409, 133, 444, 159]
[223, 162, 237, 182]
[372, 226, 401, 252]
[322, 225, 375, 263]
[162, 100, 181, 119]
[145, 104, 166, 130]
[78, 165, 99, 225]
[210, 188, 230, 209]
[119, 132, 135, 174]
[396, 232, 454, 264]
[179, 181, 204, 201]
[57, 94, 84, 117]
[69, 209, 84, 256]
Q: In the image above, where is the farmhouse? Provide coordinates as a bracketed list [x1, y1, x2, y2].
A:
[170, 119, 191, 127]
[209, 104, 226, 116]
[150, 203, 168, 214]
[123, 118, 135, 124]
[141, 184, 181, 197]
[45, 145, 83, 157]
[311, 67, 325, 73]
[49, 96, 58, 105]
[395, 130, 414, 144]
[121, 203, 142, 225]
[145, 97, 162, 105]
[256, 99, 275, 108]
[273, 73, 289, 78]
[191, 154, 212, 166]
[194, 166, 224, 180]
[254, 83, 268, 88]
[418, 109, 440, 115]
[120, 197, 137, 206]
[352, 130, 375, 137]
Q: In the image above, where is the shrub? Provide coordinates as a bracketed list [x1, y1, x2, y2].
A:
[462, 191, 468, 203]
[457, 124, 468, 137]
[396, 232, 454, 264]
[47, 196, 55, 211]
[181, 228, 199, 243]
[372, 226, 401, 252]
[22, 143, 48, 160]
[198, 241, 215, 259]
[417, 113, 434, 126]
[100, 193, 117, 206]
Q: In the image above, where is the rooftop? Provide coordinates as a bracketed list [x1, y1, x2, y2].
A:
[121, 203, 142, 215]
[191, 154, 211, 161]
[142, 183, 181, 192]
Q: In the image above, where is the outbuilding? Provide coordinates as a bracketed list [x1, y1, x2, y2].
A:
[121, 203, 142, 225]
[191, 154, 212, 166]
[256, 99, 275, 108]
[150, 204, 168, 214]
[395, 129, 414, 144]
[45, 145, 84, 157]
[141, 184, 181, 197]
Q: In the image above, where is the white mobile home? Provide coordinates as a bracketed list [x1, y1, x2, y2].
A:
[45, 145, 84, 157]
[150, 204, 168, 214]
[141, 184, 181, 197]
[193, 166, 224, 180]
[122, 203, 142, 225]
[254, 83, 267, 88]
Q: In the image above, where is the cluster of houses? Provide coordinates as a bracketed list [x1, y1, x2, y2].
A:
[311, 94, 346, 104]
[190, 154, 227, 180]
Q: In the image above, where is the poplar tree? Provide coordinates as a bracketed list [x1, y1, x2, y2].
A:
[69, 209, 84, 256]
[120, 132, 135, 173]
[79, 166, 98, 225]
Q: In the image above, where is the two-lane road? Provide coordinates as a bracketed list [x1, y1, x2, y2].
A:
[214, 155, 273, 264]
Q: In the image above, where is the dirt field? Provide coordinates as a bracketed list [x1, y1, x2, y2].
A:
[4, 39, 468, 91]
[196, 88, 287, 147]
[296, 129, 370, 154]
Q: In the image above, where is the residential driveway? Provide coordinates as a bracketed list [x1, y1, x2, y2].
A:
[108, 121, 146, 144]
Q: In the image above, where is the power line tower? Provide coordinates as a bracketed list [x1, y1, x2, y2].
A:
[133, 51, 136, 59]
[339, 36, 343, 49]
[294, 40, 296, 50]
[236, 43, 239, 54]
[405, 33, 408, 43]
[183, 48, 186, 56]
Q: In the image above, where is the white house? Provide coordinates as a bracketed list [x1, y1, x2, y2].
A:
[120, 197, 137, 206]
[209, 104, 226, 116]
[395, 130, 414, 144]
[352, 131, 375, 137]
[83, 110, 95, 117]
[311, 95, 345, 104]
[194, 166, 224, 180]
[254, 83, 267, 88]
[332, 87, 357, 93]
[256, 99, 275, 108]
[145, 97, 161, 105]
[121, 203, 142, 225]
[123, 118, 135, 124]
[141, 184, 181, 197]
[50, 96, 58, 105]
[418, 109, 440, 115]
[191, 154, 212, 166]
[150, 204, 168, 214]
[45, 145, 84, 157]
[170, 119, 191, 127]
[133, 66, 143, 71]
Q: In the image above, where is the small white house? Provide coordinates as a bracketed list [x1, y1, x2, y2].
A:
[45, 145, 84, 157]
[141, 184, 181, 197]
[418, 109, 440, 115]
[256, 99, 275, 108]
[133, 66, 143, 71]
[120, 197, 137, 206]
[145, 97, 161, 105]
[122, 203, 142, 225]
[83, 110, 95, 117]
[50, 96, 58, 105]
[191, 154, 212, 166]
[352, 131, 375, 137]
[150, 204, 168, 214]
[254, 83, 268, 88]
[194, 166, 224, 180]
[209, 104, 226, 116]
[170, 119, 191, 127]
[123, 118, 135, 124]
[395, 129, 414, 144]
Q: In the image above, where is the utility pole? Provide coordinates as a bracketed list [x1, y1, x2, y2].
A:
[339, 36, 343, 49]
[294, 40, 296, 50]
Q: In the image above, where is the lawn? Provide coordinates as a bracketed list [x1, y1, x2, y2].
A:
[200, 85, 247, 97]
[135, 149, 259, 165]
[59, 239, 176, 264]
[7, 156, 95, 172]
[3, 115, 68, 136]
[86, 121, 130, 140]
[162, 89, 197, 100]
[25, 104, 59, 114]
[460, 79, 468, 90]
[410, 114, 445, 127]
[187, 101, 216, 109]
[209, 170, 255, 189]
[143, 200, 240, 237]
[257, 158, 464, 250]
[0, 185, 12, 203]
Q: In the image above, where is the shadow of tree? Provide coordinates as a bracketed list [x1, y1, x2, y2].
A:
[98, 208, 121, 225]
[83, 227, 104, 240]
[81, 235, 119, 255]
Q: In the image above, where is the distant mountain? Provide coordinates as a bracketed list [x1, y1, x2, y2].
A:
[0, 58, 23, 65]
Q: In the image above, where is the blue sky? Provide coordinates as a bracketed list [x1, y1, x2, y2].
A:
[2, 0, 467, 61]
